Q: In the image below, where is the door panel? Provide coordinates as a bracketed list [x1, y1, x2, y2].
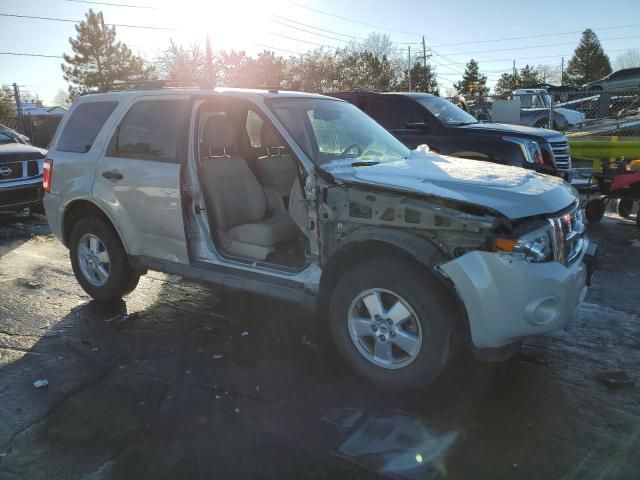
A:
[93, 96, 190, 264]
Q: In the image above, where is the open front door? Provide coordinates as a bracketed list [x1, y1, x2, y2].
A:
[93, 95, 191, 264]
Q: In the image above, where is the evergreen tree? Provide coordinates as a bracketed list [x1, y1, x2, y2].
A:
[454, 59, 487, 95]
[564, 29, 612, 84]
[0, 86, 16, 117]
[494, 72, 520, 97]
[518, 64, 544, 87]
[61, 9, 147, 95]
[397, 62, 439, 95]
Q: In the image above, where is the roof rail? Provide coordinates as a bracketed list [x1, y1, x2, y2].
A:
[97, 79, 215, 93]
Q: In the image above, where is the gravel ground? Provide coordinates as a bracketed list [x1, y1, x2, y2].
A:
[0, 212, 638, 480]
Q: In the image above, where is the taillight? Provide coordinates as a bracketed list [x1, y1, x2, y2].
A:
[43, 158, 53, 193]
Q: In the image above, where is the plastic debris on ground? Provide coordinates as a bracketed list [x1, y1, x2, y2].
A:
[33, 379, 49, 388]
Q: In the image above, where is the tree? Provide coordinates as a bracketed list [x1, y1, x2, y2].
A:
[454, 59, 486, 95]
[61, 9, 147, 95]
[614, 49, 640, 70]
[336, 50, 396, 91]
[157, 40, 207, 81]
[233, 50, 288, 88]
[0, 86, 16, 117]
[397, 62, 439, 95]
[493, 72, 520, 97]
[564, 29, 612, 85]
[519, 64, 544, 87]
[52, 89, 72, 107]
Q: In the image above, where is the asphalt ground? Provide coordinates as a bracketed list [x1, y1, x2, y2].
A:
[0, 212, 638, 480]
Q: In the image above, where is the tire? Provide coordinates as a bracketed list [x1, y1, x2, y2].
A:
[328, 256, 457, 391]
[69, 217, 139, 302]
[618, 197, 634, 218]
[585, 199, 605, 223]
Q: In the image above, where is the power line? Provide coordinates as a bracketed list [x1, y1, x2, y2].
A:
[433, 23, 640, 47]
[65, 0, 156, 8]
[273, 16, 367, 41]
[288, 1, 421, 37]
[0, 51, 62, 58]
[271, 19, 357, 44]
[254, 44, 305, 56]
[0, 12, 176, 30]
[440, 34, 640, 56]
[434, 47, 640, 65]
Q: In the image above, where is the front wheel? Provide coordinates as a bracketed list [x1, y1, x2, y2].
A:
[329, 257, 456, 390]
[585, 198, 605, 223]
[69, 217, 139, 302]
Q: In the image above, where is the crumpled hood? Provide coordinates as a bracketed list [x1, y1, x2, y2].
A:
[321, 148, 578, 220]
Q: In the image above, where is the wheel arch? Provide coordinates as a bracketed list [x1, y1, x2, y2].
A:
[62, 199, 128, 252]
[318, 228, 452, 312]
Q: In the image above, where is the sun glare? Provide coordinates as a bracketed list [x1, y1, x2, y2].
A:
[160, 0, 288, 53]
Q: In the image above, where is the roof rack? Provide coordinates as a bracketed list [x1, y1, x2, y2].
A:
[97, 79, 215, 93]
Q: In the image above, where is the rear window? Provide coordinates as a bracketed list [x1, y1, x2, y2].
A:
[110, 100, 189, 160]
[56, 101, 118, 153]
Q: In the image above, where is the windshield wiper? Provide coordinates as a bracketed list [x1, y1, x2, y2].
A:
[351, 160, 380, 167]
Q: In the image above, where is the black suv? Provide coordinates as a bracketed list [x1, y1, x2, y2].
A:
[332, 92, 572, 181]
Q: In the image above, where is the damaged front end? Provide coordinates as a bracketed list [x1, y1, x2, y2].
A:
[316, 173, 593, 353]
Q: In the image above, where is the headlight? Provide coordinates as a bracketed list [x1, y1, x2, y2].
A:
[503, 136, 543, 164]
[491, 225, 554, 263]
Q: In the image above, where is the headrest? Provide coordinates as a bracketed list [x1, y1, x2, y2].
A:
[260, 124, 284, 149]
[202, 114, 235, 154]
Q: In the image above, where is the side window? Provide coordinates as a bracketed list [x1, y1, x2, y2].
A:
[111, 100, 189, 160]
[518, 95, 533, 108]
[246, 110, 264, 147]
[56, 101, 118, 153]
[369, 97, 423, 130]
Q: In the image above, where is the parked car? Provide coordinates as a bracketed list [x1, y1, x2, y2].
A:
[583, 67, 640, 91]
[0, 143, 46, 213]
[0, 124, 31, 145]
[528, 83, 582, 102]
[43, 85, 596, 390]
[333, 91, 573, 181]
[512, 89, 586, 131]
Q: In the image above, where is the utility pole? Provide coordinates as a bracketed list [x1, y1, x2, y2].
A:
[512, 60, 516, 77]
[408, 45, 412, 92]
[12, 83, 22, 117]
[560, 57, 564, 86]
[422, 36, 427, 69]
[99, 12, 105, 30]
[205, 34, 215, 87]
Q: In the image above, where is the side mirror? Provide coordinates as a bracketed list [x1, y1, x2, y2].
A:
[476, 113, 490, 123]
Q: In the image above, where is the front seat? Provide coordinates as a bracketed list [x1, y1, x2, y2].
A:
[255, 124, 298, 198]
[200, 114, 299, 260]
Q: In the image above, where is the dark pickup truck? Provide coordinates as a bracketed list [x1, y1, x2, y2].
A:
[332, 92, 572, 182]
[0, 143, 46, 213]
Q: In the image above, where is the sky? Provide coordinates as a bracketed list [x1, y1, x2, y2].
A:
[1, 0, 639, 105]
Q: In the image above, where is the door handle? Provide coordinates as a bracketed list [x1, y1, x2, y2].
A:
[101, 170, 123, 181]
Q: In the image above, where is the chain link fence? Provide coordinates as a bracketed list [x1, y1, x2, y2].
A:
[0, 115, 63, 149]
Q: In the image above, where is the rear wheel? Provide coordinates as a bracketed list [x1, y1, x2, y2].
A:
[329, 257, 456, 390]
[618, 197, 634, 218]
[69, 217, 139, 302]
[585, 198, 605, 223]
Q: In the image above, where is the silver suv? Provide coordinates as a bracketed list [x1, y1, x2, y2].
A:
[44, 85, 597, 390]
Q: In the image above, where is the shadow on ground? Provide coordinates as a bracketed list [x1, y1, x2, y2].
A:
[0, 215, 639, 480]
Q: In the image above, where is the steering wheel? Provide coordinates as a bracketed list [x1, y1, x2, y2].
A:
[340, 143, 362, 157]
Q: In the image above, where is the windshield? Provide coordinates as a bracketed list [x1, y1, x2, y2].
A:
[269, 97, 410, 166]
[414, 96, 477, 125]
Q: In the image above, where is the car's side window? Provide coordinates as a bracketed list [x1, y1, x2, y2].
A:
[57, 101, 118, 153]
[246, 110, 264, 148]
[109, 100, 189, 161]
[369, 97, 424, 130]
